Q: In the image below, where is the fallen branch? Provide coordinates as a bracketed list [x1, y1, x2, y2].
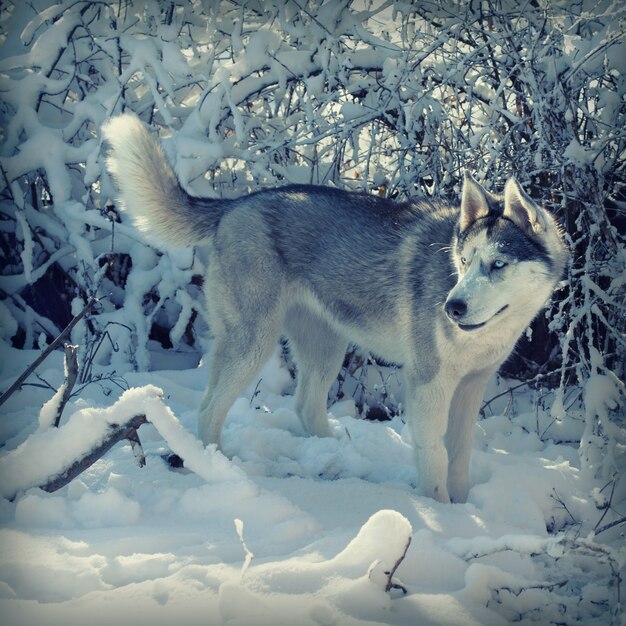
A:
[0, 296, 99, 409]
[1, 385, 223, 501]
[40, 414, 147, 494]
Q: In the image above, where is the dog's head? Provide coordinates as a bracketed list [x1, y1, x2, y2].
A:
[445, 173, 567, 333]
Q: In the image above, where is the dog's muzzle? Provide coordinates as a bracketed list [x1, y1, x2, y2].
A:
[444, 300, 509, 331]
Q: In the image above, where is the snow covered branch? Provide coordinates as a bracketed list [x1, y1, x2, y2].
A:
[40, 413, 147, 495]
[0, 386, 159, 500]
[0, 296, 98, 408]
[0, 383, 248, 501]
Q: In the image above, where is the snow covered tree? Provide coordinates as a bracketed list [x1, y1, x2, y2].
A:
[0, 1, 624, 465]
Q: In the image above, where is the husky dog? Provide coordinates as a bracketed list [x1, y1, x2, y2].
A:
[103, 114, 567, 503]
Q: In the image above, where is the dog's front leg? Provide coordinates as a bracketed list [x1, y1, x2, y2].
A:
[405, 376, 453, 503]
[446, 369, 493, 503]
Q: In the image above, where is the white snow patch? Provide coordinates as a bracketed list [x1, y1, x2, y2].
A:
[0, 345, 621, 626]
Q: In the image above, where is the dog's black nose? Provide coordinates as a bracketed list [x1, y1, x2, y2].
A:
[445, 299, 467, 321]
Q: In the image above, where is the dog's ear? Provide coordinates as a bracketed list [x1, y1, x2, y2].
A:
[459, 172, 495, 232]
[503, 177, 547, 235]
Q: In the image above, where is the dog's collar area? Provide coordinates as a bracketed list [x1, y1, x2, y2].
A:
[457, 304, 509, 332]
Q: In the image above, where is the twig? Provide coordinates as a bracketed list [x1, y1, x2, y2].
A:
[249, 378, 262, 407]
[593, 478, 617, 532]
[0, 296, 99, 409]
[480, 363, 580, 415]
[549, 489, 580, 532]
[495, 580, 568, 597]
[40, 414, 147, 494]
[385, 534, 411, 594]
[595, 516, 626, 536]
[126, 428, 146, 468]
[52, 344, 79, 428]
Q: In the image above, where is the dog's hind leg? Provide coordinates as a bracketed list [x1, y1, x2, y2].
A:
[285, 306, 347, 438]
[445, 369, 492, 503]
[198, 316, 282, 447]
[197, 216, 288, 447]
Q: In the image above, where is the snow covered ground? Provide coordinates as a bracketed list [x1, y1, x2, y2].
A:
[0, 342, 623, 626]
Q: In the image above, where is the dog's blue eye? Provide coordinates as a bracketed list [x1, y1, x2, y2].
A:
[492, 260, 507, 270]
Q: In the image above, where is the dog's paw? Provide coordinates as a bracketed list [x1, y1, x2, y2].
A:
[418, 482, 451, 504]
[448, 480, 469, 504]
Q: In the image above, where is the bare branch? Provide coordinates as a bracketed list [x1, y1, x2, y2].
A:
[52, 344, 79, 428]
[0, 296, 99, 409]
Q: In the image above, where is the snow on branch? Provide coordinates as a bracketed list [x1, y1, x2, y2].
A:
[446, 534, 563, 562]
[337, 509, 413, 595]
[0, 384, 244, 501]
[40, 413, 148, 495]
[38, 343, 79, 429]
[0, 296, 99, 409]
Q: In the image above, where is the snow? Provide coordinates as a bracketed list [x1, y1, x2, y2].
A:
[0, 301, 17, 341]
[0, 342, 623, 626]
[0, 2, 624, 625]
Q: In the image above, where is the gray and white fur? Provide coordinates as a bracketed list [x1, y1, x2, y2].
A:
[103, 113, 567, 503]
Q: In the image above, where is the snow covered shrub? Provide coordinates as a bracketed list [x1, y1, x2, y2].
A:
[0, 0, 212, 372]
[0, 2, 624, 444]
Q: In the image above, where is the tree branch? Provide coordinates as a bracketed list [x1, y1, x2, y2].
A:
[40, 413, 147, 494]
[0, 296, 99, 409]
[52, 343, 79, 428]
[595, 516, 626, 536]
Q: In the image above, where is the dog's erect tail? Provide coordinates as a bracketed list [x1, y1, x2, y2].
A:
[103, 113, 222, 246]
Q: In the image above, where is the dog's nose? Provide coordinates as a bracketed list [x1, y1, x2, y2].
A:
[445, 299, 467, 321]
